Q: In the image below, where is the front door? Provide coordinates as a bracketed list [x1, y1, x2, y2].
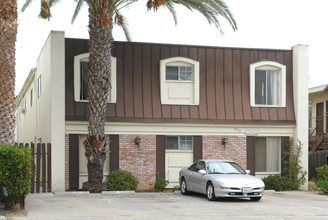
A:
[165, 136, 193, 188]
[79, 135, 110, 189]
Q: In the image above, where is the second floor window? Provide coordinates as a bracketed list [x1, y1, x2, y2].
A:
[255, 69, 280, 105]
[250, 61, 286, 107]
[74, 53, 117, 103]
[166, 66, 193, 81]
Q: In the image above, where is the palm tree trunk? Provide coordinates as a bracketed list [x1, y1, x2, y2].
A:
[82, 9, 113, 193]
[0, 0, 17, 145]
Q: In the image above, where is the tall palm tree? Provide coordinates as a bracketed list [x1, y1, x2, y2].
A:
[0, 0, 17, 145]
[22, 0, 237, 192]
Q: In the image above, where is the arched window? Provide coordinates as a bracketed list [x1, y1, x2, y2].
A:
[74, 53, 117, 103]
[250, 61, 286, 107]
[160, 57, 199, 105]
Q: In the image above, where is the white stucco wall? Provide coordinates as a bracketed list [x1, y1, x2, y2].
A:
[293, 45, 309, 190]
[15, 31, 66, 192]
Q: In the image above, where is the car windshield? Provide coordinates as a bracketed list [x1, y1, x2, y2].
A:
[206, 161, 246, 174]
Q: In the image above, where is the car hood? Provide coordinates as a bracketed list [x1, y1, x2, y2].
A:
[211, 174, 264, 186]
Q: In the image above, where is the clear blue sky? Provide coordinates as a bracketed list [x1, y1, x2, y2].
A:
[15, 0, 328, 94]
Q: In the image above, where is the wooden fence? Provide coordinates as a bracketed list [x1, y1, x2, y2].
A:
[308, 150, 328, 180]
[19, 143, 52, 193]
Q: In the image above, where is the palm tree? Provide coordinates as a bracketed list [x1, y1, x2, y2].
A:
[0, 0, 17, 145]
[22, 0, 237, 192]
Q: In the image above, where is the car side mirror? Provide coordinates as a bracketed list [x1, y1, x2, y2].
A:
[245, 170, 251, 174]
[199, 170, 206, 175]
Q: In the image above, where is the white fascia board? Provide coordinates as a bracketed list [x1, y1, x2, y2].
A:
[65, 121, 295, 137]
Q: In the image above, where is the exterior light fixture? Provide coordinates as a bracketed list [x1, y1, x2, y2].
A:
[222, 136, 228, 148]
[135, 136, 141, 148]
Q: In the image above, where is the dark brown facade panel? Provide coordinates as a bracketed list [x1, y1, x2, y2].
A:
[180, 47, 189, 57]
[241, 50, 252, 120]
[133, 44, 144, 118]
[115, 43, 125, 118]
[123, 44, 135, 118]
[267, 51, 276, 61]
[215, 49, 225, 120]
[232, 49, 243, 120]
[162, 106, 172, 118]
[64, 39, 295, 126]
[188, 47, 198, 61]
[224, 49, 234, 120]
[142, 45, 153, 118]
[181, 106, 190, 119]
[171, 106, 181, 119]
[109, 135, 119, 172]
[69, 134, 79, 189]
[206, 48, 217, 119]
[156, 135, 166, 181]
[107, 103, 116, 117]
[199, 48, 208, 119]
[284, 51, 295, 121]
[246, 136, 255, 175]
[252, 107, 261, 121]
[193, 136, 203, 162]
[151, 45, 162, 118]
[268, 108, 278, 121]
[170, 46, 180, 57]
[260, 108, 270, 120]
[189, 106, 200, 119]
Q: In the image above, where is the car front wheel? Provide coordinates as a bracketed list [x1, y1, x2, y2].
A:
[206, 183, 216, 201]
[180, 178, 189, 195]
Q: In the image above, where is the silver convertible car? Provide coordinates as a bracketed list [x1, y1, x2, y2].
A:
[179, 159, 265, 201]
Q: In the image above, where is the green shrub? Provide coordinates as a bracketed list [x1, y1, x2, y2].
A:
[315, 165, 328, 194]
[154, 179, 169, 192]
[105, 170, 138, 191]
[262, 175, 295, 191]
[0, 145, 33, 210]
[316, 165, 328, 180]
[281, 140, 306, 190]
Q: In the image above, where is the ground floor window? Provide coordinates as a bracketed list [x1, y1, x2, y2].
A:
[255, 137, 281, 173]
[166, 136, 193, 150]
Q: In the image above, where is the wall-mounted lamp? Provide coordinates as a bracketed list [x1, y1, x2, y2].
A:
[134, 136, 141, 148]
[222, 136, 228, 149]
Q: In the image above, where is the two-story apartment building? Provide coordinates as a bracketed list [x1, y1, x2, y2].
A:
[15, 31, 309, 192]
[309, 84, 328, 151]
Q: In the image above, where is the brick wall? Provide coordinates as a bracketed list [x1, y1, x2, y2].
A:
[202, 136, 247, 169]
[119, 134, 156, 191]
[65, 134, 69, 191]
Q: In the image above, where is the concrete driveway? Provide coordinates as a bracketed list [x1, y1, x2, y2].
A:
[4, 191, 328, 219]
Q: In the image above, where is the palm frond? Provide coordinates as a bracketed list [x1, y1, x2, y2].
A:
[72, 0, 85, 24]
[162, 0, 178, 25]
[21, 0, 33, 12]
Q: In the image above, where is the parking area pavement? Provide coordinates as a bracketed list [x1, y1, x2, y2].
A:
[5, 191, 328, 219]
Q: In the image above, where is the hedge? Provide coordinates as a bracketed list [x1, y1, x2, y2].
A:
[0, 144, 33, 210]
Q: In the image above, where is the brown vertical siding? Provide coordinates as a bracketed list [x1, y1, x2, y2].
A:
[233, 49, 243, 120]
[246, 136, 255, 175]
[216, 49, 225, 120]
[156, 135, 166, 181]
[115, 43, 125, 118]
[109, 135, 119, 172]
[65, 39, 295, 126]
[69, 134, 79, 189]
[193, 136, 203, 162]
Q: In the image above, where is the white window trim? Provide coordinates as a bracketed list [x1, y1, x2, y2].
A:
[250, 61, 286, 107]
[160, 57, 199, 105]
[74, 53, 117, 103]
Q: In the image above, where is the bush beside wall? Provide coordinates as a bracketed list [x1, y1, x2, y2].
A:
[0, 145, 32, 210]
